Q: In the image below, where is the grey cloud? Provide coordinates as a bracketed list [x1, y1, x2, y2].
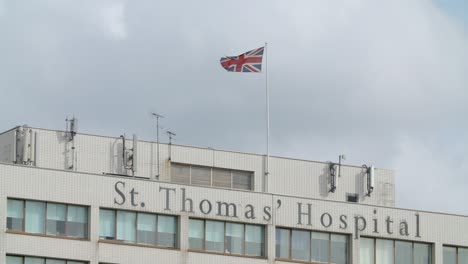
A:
[0, 0, 467, 214]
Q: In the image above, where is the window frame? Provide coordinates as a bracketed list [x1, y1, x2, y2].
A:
[6, 197, 89, 241]
[275, 226, 350, 264]
[98, 207, 179, 250]
[188, 217, 267, 259]
[443, 245, 468, 264]
[6, 254, 88, 264]
[170, 162, 254, 191]
[361, 236, 433, 264]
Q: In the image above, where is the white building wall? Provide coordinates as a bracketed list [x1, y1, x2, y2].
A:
[1, 163, 467, 264]
[0, 127, 395, 206]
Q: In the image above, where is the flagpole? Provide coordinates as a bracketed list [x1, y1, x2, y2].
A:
[265, 42, 270, 193]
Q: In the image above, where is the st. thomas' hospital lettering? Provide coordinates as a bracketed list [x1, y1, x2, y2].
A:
[113, 181, 422, 239]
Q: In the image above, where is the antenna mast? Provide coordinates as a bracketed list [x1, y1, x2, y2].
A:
[167, 130, 176, 160]
[151, 113, 164, 180]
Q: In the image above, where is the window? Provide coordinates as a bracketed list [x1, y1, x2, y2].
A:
[276, 228, 348, 264]
[25, 201, 46, 234]
[360, 238, 432, 264]
[67, 206, 88, 238]
[189, 218, 266, 257]
[443, 246, 468, 264]
[189, 219, 204, 250]
[226, 223, 244, 254]
[6, 199, 88, 239]
[99, 210, 115, 240]
[245, 224, 265, 256]
[6, 256, 86, 264]
[276, 228, 290, 259]
[117, 211, 136, 243]
[170, 163, 254, 190]
[7, 199, 24, 231]
[99, 208, 178, 248]
[46, 203, 66, 236]
[137, 213, 157, 245]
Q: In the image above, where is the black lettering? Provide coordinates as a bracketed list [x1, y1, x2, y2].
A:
[415, 213, 421, 238]
[130, 188, 139, 207]
[339, 215, 348, 229]
[399, 221, 409, 236]
[297, 203, 312, 225]
[354, 216, 367, 239]
[216, 202, 238, 217]
[245, 204, 256, 219]
[181, 188, 194, 213]
[159, 186, 176, 211]
[386, 217, 394, 235]
[200, 199, 212, 214]
[114, 181, 126, 205]
[263, 206, 272, 221]
[321, 213, 333, 228]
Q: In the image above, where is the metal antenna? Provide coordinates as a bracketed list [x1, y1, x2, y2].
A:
[151, 113, 164, 180]
[167, 131, 176, 145]
[167, 130, 176, 160]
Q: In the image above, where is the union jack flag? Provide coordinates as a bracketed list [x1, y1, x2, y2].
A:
[220, 47, 264, 73]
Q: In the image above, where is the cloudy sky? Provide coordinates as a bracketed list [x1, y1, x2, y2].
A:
[1, 0, 467, 214]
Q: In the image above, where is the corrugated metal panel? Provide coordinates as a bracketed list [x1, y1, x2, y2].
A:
[0, 129, 15, 163]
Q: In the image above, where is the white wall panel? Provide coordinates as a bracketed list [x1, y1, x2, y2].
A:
[0, 163, 467, 264]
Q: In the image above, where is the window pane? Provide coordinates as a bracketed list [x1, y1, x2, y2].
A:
[276, 228, 290, 259]
[232, 171, 252, 190]
[67, 205, 88, 238]
[414, 243, 431, 264]
[212, 168, 232, 188]
[46, 203, 66, 236]
[360, 238, 375, 264]
[189, 219, 205, 250]
[331, 234, 348, 264]
[396, 241, 413, 264]
[292, 230, 310, 261]
[25, 201, 46, 234]
[45, 260, 65, 264]
[137, 213, 157, 245]
[99, 209, 115, 240]
[7, 199, 24, 231]
[157, 215, 177, 247]
[312, 232, 329, 262]
[226, 223, 244, 255]
[6, 256, 23, 264]
[117, 211, 136, 243]
[171, 163, 190, 184]
[205, 220, 224, 252]
[376, 239, 394, 264]
[25, 257, 45, 264]
[459, 248, 468, 264]
[191, 166, 211, 186]
[245, 225, 264, 256]
[443, 247, 457, 264]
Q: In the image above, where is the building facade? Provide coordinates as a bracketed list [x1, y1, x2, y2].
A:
[0, 125, 467, 264]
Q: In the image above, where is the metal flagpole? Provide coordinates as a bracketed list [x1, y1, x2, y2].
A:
[265, 42, 270, 193]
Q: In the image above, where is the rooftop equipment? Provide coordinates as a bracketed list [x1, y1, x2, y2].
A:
[329, 154, 346, 193]
[363, 165, 375, 196]
[151, 112, 164, 180]
[120, 134, 138, 176]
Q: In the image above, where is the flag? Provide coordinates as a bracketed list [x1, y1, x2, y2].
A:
[220, 47, 264, 73]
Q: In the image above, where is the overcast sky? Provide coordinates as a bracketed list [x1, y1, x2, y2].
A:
[1, 0, 467, 214]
